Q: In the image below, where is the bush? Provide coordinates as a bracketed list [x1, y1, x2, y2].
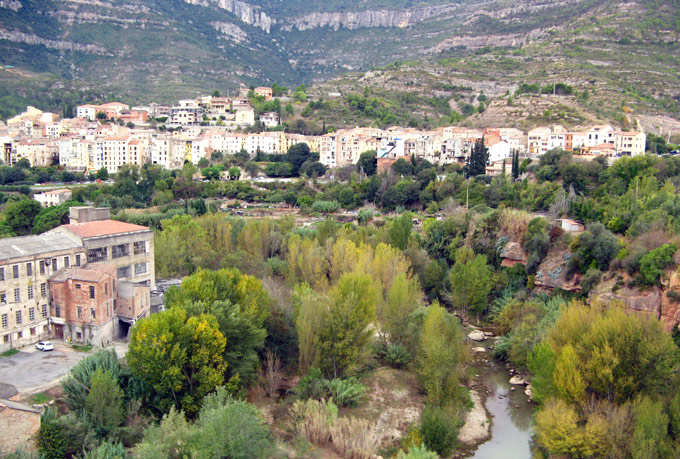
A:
[194, 392, 274, 459]
[331, 417, 380, 459]
[396, 444, 440, 459]
[383, 343, 412, 369]
[420, 406, 459, 457]
[296, 367, 327, 400]
[311, 200, 340, 214]
[580, 269, 602, 294]
[291, 399, 338, 445]
[82, 442, 126, 459]
[326, 377, 367, 408]
[639, 243, 677, 285]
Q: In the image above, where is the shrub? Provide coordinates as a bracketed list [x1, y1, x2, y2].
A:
[296, 367, 327, 400]
[195, 392, 274, 459]
[580, 269, 603, 294]
[326, 377, 367, 408]
[639, 243, 677, 285]
[82, 442, 126, 459]
[331, 417, 380, 459]
[61, 349, 124, 412]
[311, 200, 340, 214]
[420, 406, 459, 457]
[384, 343, 412, 369]
[396, 444, 440, 459]
[291, 399, 338, 445]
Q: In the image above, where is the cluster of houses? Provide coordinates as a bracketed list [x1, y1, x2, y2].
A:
[0, 206, 155, 352]
[0, 86, 647, 175]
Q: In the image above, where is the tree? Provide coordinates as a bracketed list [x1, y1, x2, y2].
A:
[464, 139, 489, 177]
[389, 213, 413, 250]
[535, 399, 585, 456]
[392, 158, 414, 176]
[96, 111, 107, 120]
[127, 308, 227, 418]
[95, 167, 109, 180]
[293, 284, 326, 374]
[639, 243, 677, 285]
[318, 271, 378, 378]
[382, 272, 422, 347]
[449, 247, 492, 321]
[84, 368, 125, 438]
[62, 349, 126, 413]
[511, 150, 520, 180]
[228, 166, 241, 180]
[194, 389, 274, 458]
[4, 196, 41, 235]
[417, 302, 467, 406]
[357, 150, 377, 176]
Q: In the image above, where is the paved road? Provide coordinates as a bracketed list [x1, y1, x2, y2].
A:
[0, 342, 127, 394]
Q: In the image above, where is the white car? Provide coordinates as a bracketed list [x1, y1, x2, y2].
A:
[35, 341, 54, 352]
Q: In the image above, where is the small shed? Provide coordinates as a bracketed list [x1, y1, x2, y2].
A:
[557, 218, 584, 234]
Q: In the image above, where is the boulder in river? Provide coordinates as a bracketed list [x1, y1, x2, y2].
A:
[509, 375, 527, 385]
[472, 347, 486, 353]
[468, 331, 485, 341]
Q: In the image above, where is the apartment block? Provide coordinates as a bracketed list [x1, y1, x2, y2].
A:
[0, 233, 85, 352]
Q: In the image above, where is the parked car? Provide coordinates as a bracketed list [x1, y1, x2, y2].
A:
[35, 341, 54, 352]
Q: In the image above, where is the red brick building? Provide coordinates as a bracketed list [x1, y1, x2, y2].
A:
[48, 264, 117, 346]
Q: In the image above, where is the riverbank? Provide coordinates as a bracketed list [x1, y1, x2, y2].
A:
[458, 328, 535, 459]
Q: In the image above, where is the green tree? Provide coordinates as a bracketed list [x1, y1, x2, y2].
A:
[417, 302, 467, 406]
[293, 283, 326, 374]
[228, 166, 241, 180]
[319, 271, 378, 378]
[32, 201, 80, 234]
[382, 272, 422, 346]
[449, 247, 492, 321]
[95, 167, 109, 180]
[639, 243, 677, 285]
[464, 139, 489, 177]
[127, 308, 227, 418]
[154, 215, 211, 277]
[357, 150, 377, 176]
[631, 397, 672, 459]
[4, 196, 41, 235]
[389, 213, 413, 250]
[84, 368, 125, 438]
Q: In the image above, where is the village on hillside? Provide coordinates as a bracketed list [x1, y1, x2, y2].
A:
[0, 85, 650, 177]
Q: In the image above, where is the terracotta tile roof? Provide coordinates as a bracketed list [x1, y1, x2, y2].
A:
[57, 220, 151, 238]
[50, 264, 115, 283]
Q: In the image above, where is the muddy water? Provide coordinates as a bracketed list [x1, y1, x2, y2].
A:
[469, 356, 534, 459]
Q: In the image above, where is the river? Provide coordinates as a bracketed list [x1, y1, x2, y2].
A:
[468, 351, 535, 459]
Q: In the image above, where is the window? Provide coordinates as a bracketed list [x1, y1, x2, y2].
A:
[135, 263, 147, 275]
[41, 304, 47, 317]
[0, 292, 5, 305]
[1, 314, 6, 328]
[75, 254, 81, 267]
[15, 310, 21, 325]
[112, 243, 130, 259]
[2, 335, 7, 343]
[0, 267, 4, 281]
[14, 288, 20, 302]
[104, 283, 108, 295]
[54, 306, 60, 318]
[91, 308, 96, 319]
[134, 241, 147, 255]
[16, 331, 21, 339]
[27, 286, 33, 300]
[30, 327, 35, 336]
[87, 247, 107, 263]
[40, 283, 46, 297]
[26, 263, 32, 276]
[28, 307, 34, 321]
[51, 258, 58, 271]
[117, 266, 131, 279]
[39, 260, 45, 274]
[77, 306, 82, 319]
[64, 257, 69, 268]
[76, 284, 81, 290]
[12, 265, 18, 279]
[89, 286, 95, 299]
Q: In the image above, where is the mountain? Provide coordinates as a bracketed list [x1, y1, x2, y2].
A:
[0, 0, 678, 128]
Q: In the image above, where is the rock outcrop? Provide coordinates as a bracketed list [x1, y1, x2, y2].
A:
[281, 5, 458, 32]
[184, 0, 273, 32]
[211, 21, 249, 43]
[500, 241, 528, 268]
[0, 28, 107, 54]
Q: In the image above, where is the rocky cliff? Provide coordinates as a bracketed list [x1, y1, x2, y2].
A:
[280, 4, 458, 32]
[184, 0, 273, 32]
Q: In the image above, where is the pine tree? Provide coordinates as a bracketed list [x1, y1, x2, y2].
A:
[464, 139, 489, 177]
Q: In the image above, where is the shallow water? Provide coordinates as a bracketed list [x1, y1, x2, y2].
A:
[469, 360, 534, 459]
